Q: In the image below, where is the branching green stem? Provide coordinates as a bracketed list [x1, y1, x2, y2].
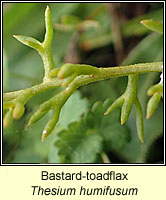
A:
[3, 62, 162, 103]
[39, 47, 54, 82]
[3, 78, 62, 102]
[3, 6, 163, 142]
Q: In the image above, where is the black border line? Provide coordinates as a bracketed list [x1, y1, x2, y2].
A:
[1, 0, 165, 166]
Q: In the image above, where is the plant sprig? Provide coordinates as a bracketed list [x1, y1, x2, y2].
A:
[3, 6, 163, 142]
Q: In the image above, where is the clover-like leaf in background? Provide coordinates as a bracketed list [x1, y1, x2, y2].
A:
[53, 99, 130, 163]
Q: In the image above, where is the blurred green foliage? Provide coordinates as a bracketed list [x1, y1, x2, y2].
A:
[3, 2, 163, 164]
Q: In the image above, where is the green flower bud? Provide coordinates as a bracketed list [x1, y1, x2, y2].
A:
[13, 102, 25, 119]
[146, 93, 161, 119]
[57, 63, 76, 79]
[147, 84, 163, 96]
[58, 63, 98, 79]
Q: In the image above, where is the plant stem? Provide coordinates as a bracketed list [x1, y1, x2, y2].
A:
[3, 62, 162, 102]
[67, 62, 162, 91]
[39, 47, 54, 81]
[3, 78, 62, 102]
[97, 62, 162, 78]
[101, 152, 111, 163]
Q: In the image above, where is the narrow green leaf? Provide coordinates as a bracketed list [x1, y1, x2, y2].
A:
[121, 75, 138, 125]
[27, 109, 48, 127]
[40, 100, 52, 112]
[146, 93, 161, 119]
[141, 19, 163, 34]
[122, 9, 163, 36]
[43, 6, 53, 47]
[134, 97, 144, 143]
[121, 97, 133, 125]
[118, 105, 163, 163]
[104, 95, 124, 115]
[42, 107, 60, 141]
[13, 35, 42, 51]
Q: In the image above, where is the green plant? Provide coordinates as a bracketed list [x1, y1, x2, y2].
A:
[3, 4, 163, 163]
